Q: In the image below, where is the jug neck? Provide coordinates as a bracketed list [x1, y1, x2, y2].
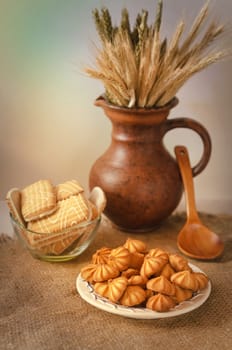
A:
[95, 96, 178, 143]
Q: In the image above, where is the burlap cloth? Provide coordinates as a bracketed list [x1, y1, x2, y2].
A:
[0, 213, 231, 350]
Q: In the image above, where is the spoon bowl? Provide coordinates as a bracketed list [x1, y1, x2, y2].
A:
[177, 221, 224, 260]
[175, 145, 224, 260]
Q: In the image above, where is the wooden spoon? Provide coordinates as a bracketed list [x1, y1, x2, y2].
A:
[175, 145, 224, 260]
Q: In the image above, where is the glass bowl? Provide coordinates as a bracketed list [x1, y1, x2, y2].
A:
[10, 214, 101, 262]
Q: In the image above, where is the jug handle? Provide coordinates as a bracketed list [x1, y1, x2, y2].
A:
[163, 118, 212, 177]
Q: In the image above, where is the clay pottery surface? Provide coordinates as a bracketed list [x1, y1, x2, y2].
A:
[89, 96, 211, 232]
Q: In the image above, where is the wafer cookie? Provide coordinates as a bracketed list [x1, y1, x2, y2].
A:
[26, 193, 91, 254]
[27, 193, 90, 233]
[31, 220, 97, 255]
[21, 179, 57, 222]
[28, 197, 99, 255]
[56, 179, 84, 201]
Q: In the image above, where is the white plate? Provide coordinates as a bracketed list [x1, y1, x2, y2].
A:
[76, 264, 211, 319]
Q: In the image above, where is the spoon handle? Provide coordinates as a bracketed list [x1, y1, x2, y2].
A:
[175, 145, 200, 223]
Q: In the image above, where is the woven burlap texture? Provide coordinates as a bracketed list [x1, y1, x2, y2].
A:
[0, 213, 232, 350]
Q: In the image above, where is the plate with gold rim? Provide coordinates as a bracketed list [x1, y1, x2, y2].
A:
[76, 264, 211, 319]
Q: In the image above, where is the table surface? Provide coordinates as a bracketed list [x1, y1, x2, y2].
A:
[0, 212, 232, 350]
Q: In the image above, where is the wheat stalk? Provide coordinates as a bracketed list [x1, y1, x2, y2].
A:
[86, 0, 229, 109]
[177, 1, 210, 58]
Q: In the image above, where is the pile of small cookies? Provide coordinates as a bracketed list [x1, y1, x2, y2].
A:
[81, 238, 209, 312]
[6, 179, 99, 255]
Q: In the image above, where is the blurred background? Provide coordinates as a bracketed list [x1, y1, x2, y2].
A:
[0, 0, 232, 215]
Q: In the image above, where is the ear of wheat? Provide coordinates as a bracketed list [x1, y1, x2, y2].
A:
[85, 0, 229, 108]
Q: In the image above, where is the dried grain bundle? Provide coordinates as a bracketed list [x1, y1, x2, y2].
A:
[85, 0, 229, 108]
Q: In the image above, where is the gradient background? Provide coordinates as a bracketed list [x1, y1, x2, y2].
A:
[0, 0, 231, 214]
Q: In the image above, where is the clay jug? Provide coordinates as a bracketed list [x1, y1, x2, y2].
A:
[89, 96, 211, 232]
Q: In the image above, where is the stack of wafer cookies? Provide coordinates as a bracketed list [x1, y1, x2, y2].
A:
[6, 179, 106, 256]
